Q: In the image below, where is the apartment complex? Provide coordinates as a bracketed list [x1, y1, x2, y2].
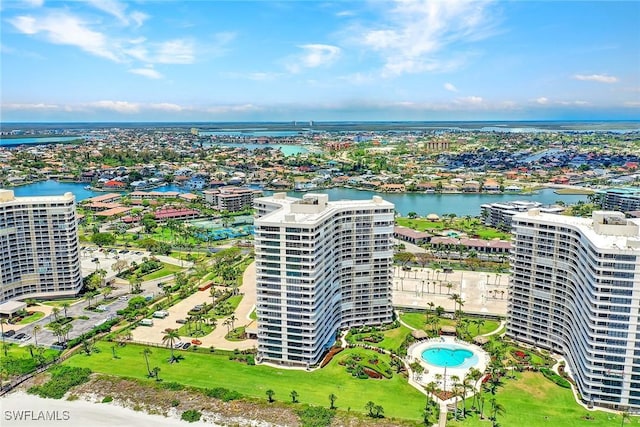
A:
[604, 188, 640, 213]
[254, 193, 395, 367]
[204, 186, 260, 212]
[0, 190, 82, 303]
[481, 200, 564, 231]
[508, 210, 640, 411]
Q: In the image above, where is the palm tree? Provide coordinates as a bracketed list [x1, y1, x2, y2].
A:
[374, 405, 384, 418]
[152, 366, 161, 381]
[102, 286, 113, 301]
[228, 314, 238, 330]
[0, 319, 7, 356]
[61, 302, 70, 319]
[223, 318, 232, 336]
[266, 389, 275, 403]
[52, 307, 61, 322]
[489, 398, 506, 427]
[162, 329, 180, 362]
[142, 348, 153, 377]
[329, 393, 337, 410]
[33, 324, 42, 347]
[290, 390, 298, 403]
[365, 401, 376, 417]
[476, 319, 486, 335]
[620, 411, 630, 426]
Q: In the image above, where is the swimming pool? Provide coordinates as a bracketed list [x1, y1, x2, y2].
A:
[421, 344, 479, 368]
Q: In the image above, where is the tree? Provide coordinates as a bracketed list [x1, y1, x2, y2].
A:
[92, 232, 116, 247]
[112, 259, 129, 275]
[290, 390, 298, 403]
[223, 318, 232, 336]
[33, 324, 42, 347]
[61, 302, 70, 319]
[329, 393, 337, 410]
[162, 329, 180, 362]
[620, 411, 630, 427]
[365, 401, 376, 417]
[0, 319, 7, 356]
[266, 389, 275, 403]
[102, 286, 113, 301]
[489, 398, 506, 427]
[152, 366, 161, 381]
[142, 348, 153, 377]
[407, 211, 418, 218]
[229, 314, 238, 330]
[374, 405, 384, 418]
[52, 307, 61, 322]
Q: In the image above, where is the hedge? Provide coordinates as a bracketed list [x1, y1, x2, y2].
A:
[540, 367, 571, 388]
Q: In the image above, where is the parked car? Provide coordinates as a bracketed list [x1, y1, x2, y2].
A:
[14, 333, 26, 340]
[174, 341, 184, 349]
[191, 339, 202, 345]
[176, 319, 187, 324]
[182, 343, 191, 350]
[3, 330, 16, 338]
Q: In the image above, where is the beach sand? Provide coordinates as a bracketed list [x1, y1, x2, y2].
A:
[1, 391, 214, 427]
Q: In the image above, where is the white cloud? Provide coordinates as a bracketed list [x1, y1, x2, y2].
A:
[624, 101, 640, 107]
[22, 0, 44, 7]
[86, 0, 148, 27]
[89, 100, 140, 113]
[2, 102, 59, 111]
[286, 44, 341, 73]
[573, 74, 618, 84]
[355, 0, 499, 76]
[149, 103, 183, 112]
[536, 97, 549, 105]
[155, 39, 195, 64]
[129, 67, 163, 79]
[10, 12, 119, 61]
[456, 96, 483, 105]
[444, 82, 458, 92]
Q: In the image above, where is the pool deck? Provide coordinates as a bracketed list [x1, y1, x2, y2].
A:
[407, 336, 489, 395]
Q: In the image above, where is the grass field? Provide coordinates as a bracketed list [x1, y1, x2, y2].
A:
[400, 312, 501, 336]
[64, 342, 427, 421]
[347, 325, 411, 353]
[448, 371, 637, 427]
[0, 344, 61, 376]
[395, 217, 511, 240]
[17, 311, 46, 324]
[140, 263, 183, 281]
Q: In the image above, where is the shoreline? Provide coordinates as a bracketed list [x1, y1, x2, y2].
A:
[1, 391, 214, 427]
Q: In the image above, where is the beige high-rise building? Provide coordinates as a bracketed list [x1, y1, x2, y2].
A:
[509, 210, 640, 411]
[0, 190, 82, 302]
[254, 193, 395, 367]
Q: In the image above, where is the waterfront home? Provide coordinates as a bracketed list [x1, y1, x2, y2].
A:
[83, 193, 122, 204]
[186, 175, 207, 190]
[462, 180, 481, 192]
[482, 179, 500, 192]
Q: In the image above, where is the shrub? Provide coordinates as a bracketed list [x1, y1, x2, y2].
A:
[296, 406, 335, 427]
[171, 399, 180, 407]
[540, 368, 571, 388]
[159, 381, 184, 391]
[102, 396, 113, 403]
[27, 366, 92, 399]
[181, 409, 202, 423]
[204, 387, 242, 402]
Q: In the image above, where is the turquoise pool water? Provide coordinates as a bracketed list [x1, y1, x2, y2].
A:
[421, 345, 478, 368]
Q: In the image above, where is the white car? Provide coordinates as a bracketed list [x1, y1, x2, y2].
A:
[174, 341, 184, 349]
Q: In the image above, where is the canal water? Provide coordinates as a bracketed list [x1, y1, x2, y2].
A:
[5, 181, 587, 217]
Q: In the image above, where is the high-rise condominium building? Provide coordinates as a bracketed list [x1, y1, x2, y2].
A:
[254, 193, 395, 367]
[603, 188, 640, 213]
[508, 209, 640, 411]
[0, 190, 82, 303]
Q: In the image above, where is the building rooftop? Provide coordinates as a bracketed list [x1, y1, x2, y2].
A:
[514, 210, 640, 251]
[256, 192, 394, 225]
[0, 189, 75, 204]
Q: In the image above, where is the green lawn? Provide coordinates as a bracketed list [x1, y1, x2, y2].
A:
[17, 311, 45, 324]
[0, 344, 61, 376]
[176, 322, 215, 337]
[400, 312, 501, 336]
[347, 325, 411, 353]
[41, 298, 81, 307]
[448, 371, 637, 427]
[140, 263, 183, 281]
[64, 343, 427, 421]
[395, 217, 511, 240]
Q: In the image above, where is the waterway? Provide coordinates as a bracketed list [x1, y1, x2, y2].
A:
[5, 180, 588, 217]
[203, 142, 309, 156]
[0, 136, 82, 146]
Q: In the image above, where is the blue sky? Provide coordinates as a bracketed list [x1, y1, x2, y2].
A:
[1, 0, 639, 122]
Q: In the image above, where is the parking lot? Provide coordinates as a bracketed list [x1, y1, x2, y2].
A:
[79, 246, 152, 282]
